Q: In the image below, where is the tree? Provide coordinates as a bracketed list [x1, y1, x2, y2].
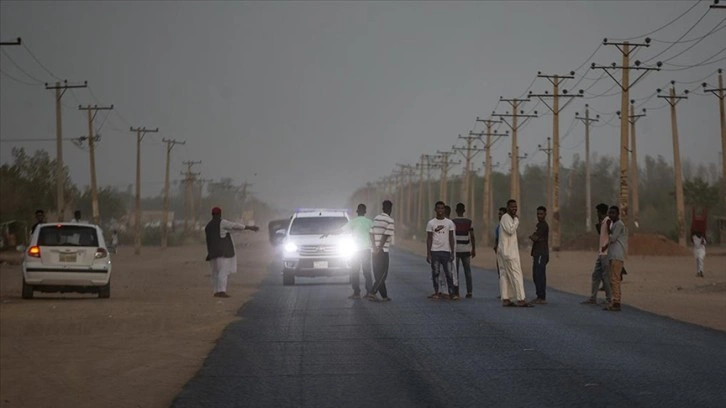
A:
[684, 178, 720, 209]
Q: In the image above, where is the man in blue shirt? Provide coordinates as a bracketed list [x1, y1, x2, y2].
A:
[342, 204, 374, 299]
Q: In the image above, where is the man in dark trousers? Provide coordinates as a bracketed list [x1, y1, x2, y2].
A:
[204, 207, 258, 298]
[452, 202, 476, 298]
[529, 206, 549, 304]
[368, 200, 395, 302]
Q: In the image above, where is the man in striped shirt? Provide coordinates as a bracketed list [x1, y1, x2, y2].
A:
[368, 200, 395, 302]
[453, 202, 476, 298]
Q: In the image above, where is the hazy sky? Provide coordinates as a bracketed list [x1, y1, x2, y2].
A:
[1, 1, 723, 209]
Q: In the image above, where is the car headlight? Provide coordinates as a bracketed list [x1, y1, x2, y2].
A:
[284, 242, 298, 253]
[337, 237, 357, 259]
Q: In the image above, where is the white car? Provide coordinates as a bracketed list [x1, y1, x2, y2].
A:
[281, 209, 356, 285]
[21, 222, 112, 299]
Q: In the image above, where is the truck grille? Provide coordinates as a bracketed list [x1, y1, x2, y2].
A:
[299, 245, 337, 255]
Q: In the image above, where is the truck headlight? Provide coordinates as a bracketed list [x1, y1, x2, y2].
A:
[284, 242, 298, 253]
[337, 237, 357, 259]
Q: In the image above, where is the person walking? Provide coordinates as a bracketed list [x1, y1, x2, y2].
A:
[497, 199, 532, 307]
[581, 203, 612, 305]
[452, 202, 476, 298]
[603, 206, 627, 312]
[529, 206, 549, 304]
[343, 204, 374, 299]
[369, 200, 395, 302]
[426, 201, 457, 300]
[111, 230, 119, 254]
[692, 231, 706, 278]
[204, 207, 259, 298]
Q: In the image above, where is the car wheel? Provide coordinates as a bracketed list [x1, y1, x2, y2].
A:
[21, 279, 33, 299]
[282, 269, 295, 286]
[98, 282, 111, 299]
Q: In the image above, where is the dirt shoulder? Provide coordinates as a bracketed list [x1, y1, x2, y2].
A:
[0, 235, 272, 408]
[396, 238, 726, 332]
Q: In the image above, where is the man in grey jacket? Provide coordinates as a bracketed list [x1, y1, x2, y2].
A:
[602, 206, 627, 312]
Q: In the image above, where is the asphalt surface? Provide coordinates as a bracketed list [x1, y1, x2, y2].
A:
[173, 249, 726, 408]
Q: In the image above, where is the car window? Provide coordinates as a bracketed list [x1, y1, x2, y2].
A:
[289, 217, 348, 235]
[38, 225, 99, 247]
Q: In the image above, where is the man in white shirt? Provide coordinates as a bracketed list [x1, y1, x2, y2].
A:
[497, 199, 532, 307]
[581, 203, 612, 305]
[426, 201, 458, 300]
[369, 200, 395, 302]
[692, 231, 706, 278]
[204, 207, 259, 298]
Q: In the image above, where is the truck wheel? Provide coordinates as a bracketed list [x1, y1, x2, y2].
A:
[98, 282, 111, 299]
[21, 279, 33, 299]
[282, 269, 295, 286]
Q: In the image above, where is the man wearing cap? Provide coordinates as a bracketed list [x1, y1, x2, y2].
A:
[204, 207, 259, 298]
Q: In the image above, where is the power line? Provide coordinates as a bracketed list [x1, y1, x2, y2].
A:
[658, 16, 726, 63]
[0, 68, 39, 86]
[0, 48, 44, 84]
[662, 47, 726, 71]
[651, 20, 726, 43]
[643, 8, 711, 63]
[611, 0, 702, 41]
[22, 43, 62, 80]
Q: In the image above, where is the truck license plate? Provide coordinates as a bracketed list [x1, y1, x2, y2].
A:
[313, 261, 328, 269]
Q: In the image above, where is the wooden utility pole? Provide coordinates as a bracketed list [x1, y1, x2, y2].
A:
[592, 38, 661, 227]
[161, 138, 185, 248]
[711, 0, 726, 9]
[703, 69, 725, 184]
[0, 37, 22, 46]
[529, 73, 582, 250]
[129, 127, 159, 255]
[78, 104, 113, 225]
[416, 155, 426, 229]
[180, 160, 201, 233]
[455, 132, 483, 212]
[45, 80, 87, 221]
[575, 105, 599, 232]
[493, 98, 538, 205]
[657, 82, 689, 247]
[618, 102, 646, 230]
[435, 151, 459, 206]
[475, 117, 505, 245]
[538, 137, 553, 220]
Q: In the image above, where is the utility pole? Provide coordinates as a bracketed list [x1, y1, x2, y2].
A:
[78, 104, 113, 225]
[416, 155, 426, 229]
[161, 138, 185, 248]
[529, 72, 583, 250]
[592, 38, 661, 227]
[0, 37, 22, 46]
[129, 127, 159, 255]
[657, 82, 689, 247]
[45, 80, 87, 221]
[538, 137, 553, 221]
[180, 161, 201, 233]
[435, 151, 460, 206]
[475, 117, 506, 245]
[575, 105, 600, 232]
[456, 132, 484, 212]
[702, 69, 725, 184]
[508, 147, 529, 182]
[493, 98, 538, 205]
[617, 102, 646, 230]
[711, 0, 726, 9]
[393, 165, 408, 225]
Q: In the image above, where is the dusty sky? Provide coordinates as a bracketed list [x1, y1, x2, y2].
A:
[1, 1, 723, 209]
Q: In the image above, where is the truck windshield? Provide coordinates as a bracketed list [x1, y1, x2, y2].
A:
[289, 217, 348, 235]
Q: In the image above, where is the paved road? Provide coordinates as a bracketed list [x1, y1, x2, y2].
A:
[173, 250, 726, 408]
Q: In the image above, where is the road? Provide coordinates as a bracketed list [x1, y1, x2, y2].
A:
[172, 249, 726, 408]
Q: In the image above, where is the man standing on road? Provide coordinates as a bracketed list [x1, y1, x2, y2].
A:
[369, 200, 395, 302]
[603, 206, 627, 312]
[426, 201, 457, 300]
[204, 207, 259, 298]
[71, 210, 83, 223]
[453, 202, 476, 298]
[582, 203, 612, 305]
[31, 209, 46, 234]
[493, 207, 506, 299]
[343, 204, 374, 299]
[529, 206, 549, 304]
[692, 231, 706, 278]
[497, 199, 532, 307]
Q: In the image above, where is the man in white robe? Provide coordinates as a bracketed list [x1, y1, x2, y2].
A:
[205, 207, 259, 297]
[497, 199, 532, 308]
